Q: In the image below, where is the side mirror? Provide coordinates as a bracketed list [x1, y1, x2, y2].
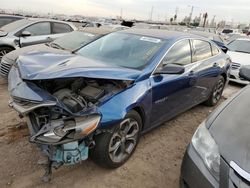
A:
[221, 45, 228, 54]
[154, 64, 185, 75]
[239, 66, 250, 81]
[20, 31, 31, 37]
[212, 40, 228, 53]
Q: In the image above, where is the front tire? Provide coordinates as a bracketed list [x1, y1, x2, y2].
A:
[205, 75, 225, 106]
[90, 110, 142, 168]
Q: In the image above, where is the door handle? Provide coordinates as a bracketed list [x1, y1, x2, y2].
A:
[213, 62, 219, 67]
[46, 37, 53, 41]
[189, 70, 195, 76]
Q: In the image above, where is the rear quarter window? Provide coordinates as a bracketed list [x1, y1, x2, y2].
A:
[52, 22, 73, 34]
[193, 40, 212, 62]
[211, 43, 220, 56]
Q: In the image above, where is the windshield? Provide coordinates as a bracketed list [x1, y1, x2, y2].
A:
[76, 32, 165, 69]
[52, 31, 98, 51]
[1, 19, 31, 32]
[227, 40, 250, 53]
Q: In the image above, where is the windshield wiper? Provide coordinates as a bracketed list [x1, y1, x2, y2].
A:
[234, 50, 250, 54]
[50, 43, 65, 50]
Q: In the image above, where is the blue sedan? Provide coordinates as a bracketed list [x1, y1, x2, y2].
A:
[8, 29, 231, 180]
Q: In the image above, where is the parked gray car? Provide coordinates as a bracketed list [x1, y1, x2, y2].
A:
[0, 18, 77, 60]
[0, 15, 23, 28]
[0, 28, 111, 78]
[180, 66, 250, 187]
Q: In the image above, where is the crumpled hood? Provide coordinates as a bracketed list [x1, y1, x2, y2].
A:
[17, 52, 141, 81]
[209, 86, 250, 172]
[227, 51, 250, 65]
[4, 44, 67, 63]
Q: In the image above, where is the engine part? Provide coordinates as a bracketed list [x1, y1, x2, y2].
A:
[53, 89, 87, 113]
[52, 141, 88, 165]
[80, 85, 105, 102]
[39, 142, 88, 182]
[71, 78, 85, 92]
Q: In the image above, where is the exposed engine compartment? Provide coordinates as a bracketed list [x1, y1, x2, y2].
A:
[32, 78, 129, 113]
[11, 77, 131, 181]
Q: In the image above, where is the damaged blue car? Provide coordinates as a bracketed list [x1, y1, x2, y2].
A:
[8, 29, 231, 181]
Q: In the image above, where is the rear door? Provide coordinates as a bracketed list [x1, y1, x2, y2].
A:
[19, 22, 52, 47]
[150, 39, 195, 125]
[189, 39, 221, 104]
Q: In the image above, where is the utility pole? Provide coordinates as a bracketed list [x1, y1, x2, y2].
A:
[211, 15, 216, 28]
[174, 7, 178, 21]
[150, 6, 154, 21]
[189, 6, 194, 25]
[203, 12, 208, 27]
[120, 8, 123, 19]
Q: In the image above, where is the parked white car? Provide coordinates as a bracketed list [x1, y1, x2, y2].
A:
[228, 38, 250, 84]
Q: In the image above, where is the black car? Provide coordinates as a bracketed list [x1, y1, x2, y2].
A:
[0, 15, 23, 28]
[180, 66, 250, 188]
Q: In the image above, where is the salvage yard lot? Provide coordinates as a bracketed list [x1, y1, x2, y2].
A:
[0, 78, 242, 188]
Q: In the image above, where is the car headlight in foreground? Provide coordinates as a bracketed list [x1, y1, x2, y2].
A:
[33, 115, 101, 144]
[191, 122, 220, 181]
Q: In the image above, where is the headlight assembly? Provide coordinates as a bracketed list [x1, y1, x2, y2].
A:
[191, 121, 220, 181]
[35, 115, 101, 144]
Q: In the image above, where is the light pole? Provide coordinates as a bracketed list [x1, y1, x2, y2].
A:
[188, 5, 194, 25]
[187, 5, 199, 26]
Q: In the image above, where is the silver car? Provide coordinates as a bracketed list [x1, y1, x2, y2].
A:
[0, 18, 77, 59]
[0, 28, 112, 78]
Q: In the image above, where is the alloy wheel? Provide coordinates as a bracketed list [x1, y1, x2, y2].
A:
[212, 78, 224, 104]
[109, 118, 139, 163]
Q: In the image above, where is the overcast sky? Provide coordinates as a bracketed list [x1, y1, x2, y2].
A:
[2, 0, 250, 23]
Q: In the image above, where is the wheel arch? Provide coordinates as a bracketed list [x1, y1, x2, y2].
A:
[0, 45, 15, 51]
[131, 106, 146, 131]
[221, 72, 227, 82]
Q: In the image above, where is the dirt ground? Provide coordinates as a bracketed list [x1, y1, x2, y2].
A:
[0, 77, 242, 188]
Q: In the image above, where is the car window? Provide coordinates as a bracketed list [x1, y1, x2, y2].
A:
[52, 31, 97, 50]
[0, 18, 16, 27]
[24, 22, 51, 36]
[222, 29, 233, 34]
[211, 43, 220, 56]
[227, 40, 250, 53]
[1, 19, 32, 32]
[77, 32, 165, 70]
[52, 22, 72, 34]
[162, 40, 192, 66]
[193, 40, 212, 62]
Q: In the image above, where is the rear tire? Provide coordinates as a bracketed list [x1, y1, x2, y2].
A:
[90, 110, 142, 168]
[0, 47, 13, 60]
[205, 75, 225, 106]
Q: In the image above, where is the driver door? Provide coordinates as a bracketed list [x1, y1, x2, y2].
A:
[149, 39, 196, 126]
[19, 22, 53, 47]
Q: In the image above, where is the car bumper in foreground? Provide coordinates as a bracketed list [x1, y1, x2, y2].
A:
[180, 144, 219, 188]
[180, 143, 250, 188]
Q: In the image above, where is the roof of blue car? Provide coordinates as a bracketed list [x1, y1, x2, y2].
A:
[120, 28, 198, 40]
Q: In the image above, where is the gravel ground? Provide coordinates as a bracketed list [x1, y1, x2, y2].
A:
[0, 77, 243, 188]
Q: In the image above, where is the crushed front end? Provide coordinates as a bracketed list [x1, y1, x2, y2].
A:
[8, 65, 128, 181]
